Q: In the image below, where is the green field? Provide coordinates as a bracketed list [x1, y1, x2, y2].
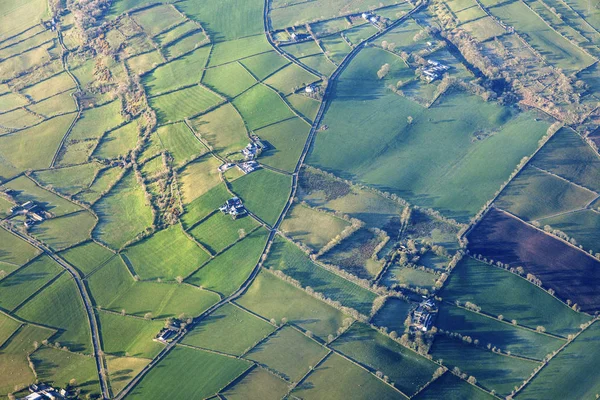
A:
[291, 352, 403, 400]
[286, 93, 321, 121]
[69, 101, 125, 141]
[178, 155, 222, 204]
[266, 236, 378, 315]
[232, 83, 296, 131]
[93, 171, 154, 250]
[0, 313, 22, 347]
[183, 303, 275, 355]
[220, 366, 289, 400]
[106, 355, 150, 396]
[208, 35, 272, 66]
[371, 297, 413, 334]
[254, 117, 311, 172]
[541, 209, 600, 254]
[76, 166, 124, 205]
[0, 227, 40, 268]
[33, 162, 100, 196]
[190, 103, 249, 157]
[517, 321, 600, 399]
[236, 271, 348, 339]
[123, 225, 210, 281]
[321, 228, 385, 279]
[98, 311, 164, 358]
[95, 121, 139, 160]
[188, 212, 259, 254]
[128, 346, 250, 399]
[181, 184, 231, 228]
[332, 322, 438, 396]
[264, 63, 319, 95]
[440, 257, 591, 337]
[5, 176, 83, 217]
[281, 203, 351, 251]
[414, 372, 494, 400]
[150, 85, 222, 124]
[186, 228, 269, 296]
[230, 168, 292, 226]
[59, 241, 114, 276]
[246, 326, 329, 381]
[383, 265, 438, 289]
[30, 211, 97, 251]
[203, 62, 257, 98]
[240, 51, 290, 80]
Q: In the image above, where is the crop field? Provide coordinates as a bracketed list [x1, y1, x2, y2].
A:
[291, 352, 403, 400]
[266, 236, 378, 315]
[183, 303, 275, 355]
[236, 271, 348, 339]
[123, 225, 211, 281]
[440, 257, 590, 337]
[128, 346, 250, 399]
[332, 322, 438, 396]
[281, 203, 351, 251]
[188, 212, 259, 254]
[468, 208, 600, 313]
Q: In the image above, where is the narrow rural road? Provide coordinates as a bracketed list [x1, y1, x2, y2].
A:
[1, 223, 111, 399]
[115, 4, 424, 399]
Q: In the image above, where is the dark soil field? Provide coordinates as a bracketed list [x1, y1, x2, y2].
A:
[467, 208, 600, 313]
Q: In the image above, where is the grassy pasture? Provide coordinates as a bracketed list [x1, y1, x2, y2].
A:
[0, 45, 52, 81]
[107, 0, 154, 17]
[126, 50, 163, 75]
[142, 46, 210, 96]
[203, 62, 257, 98]
[531, 127, 600, 193]
[0, 313, 21, 346]
[430, 335, 538, 397]
[232, 83, 296, 130]
[468, 208, 600, 313]
[333, 322, 438, 396]
[311, 18, 353, 37]
[435, 304, 564, 360]
[371, 297, 412, 334]
[236, 271, 348, 339]
[230, 168, 292, 226]
[95, 121, 139, 159]
[155, 122, 208, 165]
[0, 0, 48, 39]
[163, 31, 209, 60]
[181, 184, 231, 228]
[414, 372, 494, 400]
[22, 73, 76, 102]
[0, 92, 27, 112]
[98, 311, 164, 358]
[5, 175, 82, 217]
[155, 21, 197, 46]
[208, 35, 272, 67]
[30, 210, 96, 251]
[266, 236, 377, 315]
[299, 53, 337, 76]
[221, 366, 289, 400]
[0, 113, 76, 176]
[320, 35, 353, 64]
[69, 100, 125, 141]
[321, 228, 385, 279]
[240, 51, 290, 80]
[286, 93, 321, 121]
[291, 352, 403, 400]
[254, 116, 311, 172]
[541, 209, 600, 255]
[0, 227, 40, 268]
[75, 166, 123, 205]
[178, 155, 222, 204]
[462, 16, 506, 41]
[128, 346, 250, 399]
[382, 265, 438, 289]
[308, 46, 549, 221]
[131, 5, 184, 37]
[281, 41, 324, 59]
[186, 228, 269, 296]
[123, 224, 210, 281]
[405, 210, 461, 252]
[486, 0, 593, 72]
[59, 241, 114, 277]
[344, 23, 379, 46]
[87, 256, 219, 318]
[440, 257, 590, 337]
[264, 63, 319, 95]
[31, 347, 100, 396]
[183, 303, 275, 355]
[188, 212, 259, 254]
[517, 321, 600, 399]
[246, 326, 329, 382]
[107, 356, 150, 396]
[495, 165, 597, 221]
[281, 203, 351, 251]
[17, 273, 92, 353]
[33, 163, 100, 196]
[0, 323, 54, 396]
[178, 0, 264, 42]
[57, 140, 96, 166]
[150, 85, 222, 124]
[92, 171, 154, 250]
[190, 102, 249, 157]
[0, 108, 43, 130]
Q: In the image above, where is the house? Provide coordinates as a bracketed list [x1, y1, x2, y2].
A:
[238, 161, 259, 174]
[155, 325, 179, 344]
[361, 12, 372, 20]
[219, 197, 246, 219]
[20, 384, 65, 400]
[305, 84, 315, 93]
[218, 163, 234, 173]
[242, 138, 267, 160]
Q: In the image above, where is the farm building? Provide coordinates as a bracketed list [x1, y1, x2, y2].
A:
[242, 138, 267, 161]
[219, 197, 247, 219]
[238, 160, 259, 174]
[420, 60, 450, 83]
[412, 298, 437, 332]
[20, 383, 67, 400]
[11, 201, 48, 227]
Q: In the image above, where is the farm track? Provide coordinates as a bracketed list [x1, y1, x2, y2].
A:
[114, 4, 425, 399]
[1, 223, 111, 399]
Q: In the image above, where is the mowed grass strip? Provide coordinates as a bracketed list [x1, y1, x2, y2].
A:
[97, 311, 164, 358]
[87, 256, 219, 319]
[150, 85, 222, 124]
[183, 303, 275, 355]
[186, 228, 269, 296]
[332, 322, 439, 396]
[266, 236, 377, 315]
[230, 168, 292, 226]
[246, 326, 328, 382]
[291, 352, 404, 400]
[127, 346, 251, 399]
[188, 212, 259, 254]
[439, 257, 590, 337]
[281, 203, 351, 252]
[123, 224, 210, 281]
[236, 271, 348, 339]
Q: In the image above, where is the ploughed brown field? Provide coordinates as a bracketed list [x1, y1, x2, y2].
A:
[467, 207, 600, 313]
